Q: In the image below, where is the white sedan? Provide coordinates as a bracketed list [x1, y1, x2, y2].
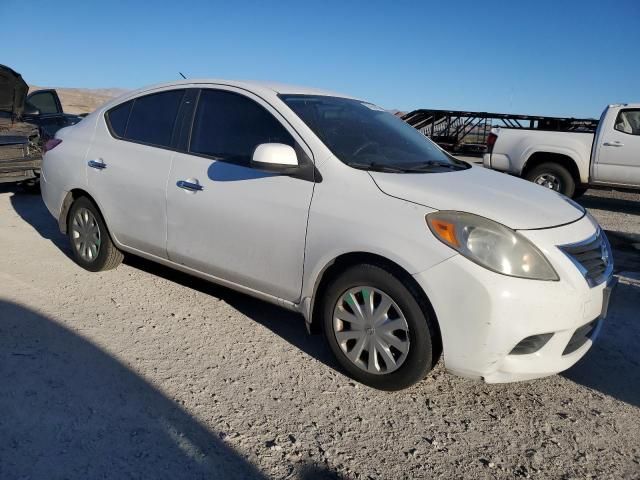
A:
[41, 80, 614, 390]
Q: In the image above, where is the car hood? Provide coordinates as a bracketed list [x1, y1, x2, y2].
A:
[0, 64, 28, 118]
[369, 165, 584, 230]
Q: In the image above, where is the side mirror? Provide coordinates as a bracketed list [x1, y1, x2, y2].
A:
[23, 101, 41, 116]
[251, 143, 298, 173]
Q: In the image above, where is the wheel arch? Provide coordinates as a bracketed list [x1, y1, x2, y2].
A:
[305, 251, 443, 362]
[58, 188, 103, 234]
[522, 151, 581, 184]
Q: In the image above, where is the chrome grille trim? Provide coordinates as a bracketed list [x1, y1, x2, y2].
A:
[559, 228, 614, 288]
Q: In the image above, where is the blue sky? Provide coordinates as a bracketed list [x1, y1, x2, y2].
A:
[2, 0, 638, 118]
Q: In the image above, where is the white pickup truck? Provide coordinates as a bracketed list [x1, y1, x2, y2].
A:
[483, 104, 640, 197]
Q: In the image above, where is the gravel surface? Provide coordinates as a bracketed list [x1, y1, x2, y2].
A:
[0, 185, 638, 479]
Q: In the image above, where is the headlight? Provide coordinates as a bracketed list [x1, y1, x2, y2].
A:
[426, 211, 559, 281]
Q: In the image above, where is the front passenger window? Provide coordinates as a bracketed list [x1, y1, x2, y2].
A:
[190, 89, 294, 164]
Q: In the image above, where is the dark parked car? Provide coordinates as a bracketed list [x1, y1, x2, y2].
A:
[0, 64, 82, 186]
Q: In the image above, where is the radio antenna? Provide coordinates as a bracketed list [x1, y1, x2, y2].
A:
[178, 72, 187, 79]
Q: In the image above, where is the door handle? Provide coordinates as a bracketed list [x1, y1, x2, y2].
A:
[603, 141, 624, 147]
[177, 180, 203, 192]
[88, 159, 107, 169]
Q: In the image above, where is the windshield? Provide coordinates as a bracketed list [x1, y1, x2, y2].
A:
[280, 94, 469, 173]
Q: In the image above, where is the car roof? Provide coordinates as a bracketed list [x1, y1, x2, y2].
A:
[610, 103, 640, 109]
[114, 79, 355, 104]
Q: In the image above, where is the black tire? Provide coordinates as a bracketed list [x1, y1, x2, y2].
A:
[525, 162, 576, 197]
[321, 263, 438, 391]
[67, 196, 123, 272]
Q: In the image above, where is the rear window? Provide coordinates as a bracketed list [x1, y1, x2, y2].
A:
[124, 90, 185, 147]
[106, 101, 132, 138]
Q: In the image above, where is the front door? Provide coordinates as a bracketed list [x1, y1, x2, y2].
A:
[595, 108, 640, 186]
[166, 88, 315, 302]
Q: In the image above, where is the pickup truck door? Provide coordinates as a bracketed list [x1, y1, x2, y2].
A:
[594, 107, 640, 186]
[23, 90, 69, 138]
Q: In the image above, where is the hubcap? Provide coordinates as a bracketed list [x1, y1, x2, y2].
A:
[534, 173, 561, 191]
[333, 287, 410, 375]
[71, 208, 101, 262]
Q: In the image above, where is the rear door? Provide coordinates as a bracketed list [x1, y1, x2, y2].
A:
[166, 88, 315, 302]
[594, 108, 640, 186]
[86, 88, 186, 257]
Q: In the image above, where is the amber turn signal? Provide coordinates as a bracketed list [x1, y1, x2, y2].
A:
[427, 218, 460, 247]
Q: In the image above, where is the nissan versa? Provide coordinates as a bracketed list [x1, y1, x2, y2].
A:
[41, 80, 615, 390]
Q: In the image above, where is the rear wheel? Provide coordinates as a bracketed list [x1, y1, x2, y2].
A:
[321, 264, 438, 391]
[525, 162, 576, 197]
[67, 196, 123, 272]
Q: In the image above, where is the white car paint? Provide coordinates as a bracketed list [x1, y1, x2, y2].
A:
[483, 103, 640, 190]
[41, 79, 614, 384]
[370, 165, 583, 230]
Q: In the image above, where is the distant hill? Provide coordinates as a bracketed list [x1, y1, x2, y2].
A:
[29, 86, 129, 115]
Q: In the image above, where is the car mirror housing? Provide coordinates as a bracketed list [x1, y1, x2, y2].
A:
[251, 143, 298, 172]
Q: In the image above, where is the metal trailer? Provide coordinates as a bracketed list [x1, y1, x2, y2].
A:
[401, 109, 599, 155]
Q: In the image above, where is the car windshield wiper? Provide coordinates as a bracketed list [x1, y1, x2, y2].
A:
[347, 160, 468, 173]
[407, 160, 467, 171]
[347, 161, 408, 173]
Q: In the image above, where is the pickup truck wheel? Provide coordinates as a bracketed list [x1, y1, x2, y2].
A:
[526, 163, 576, 197]
[20, 177, 41, 194]
[321, 264, 436, 391]
[67, 196, 123, 272]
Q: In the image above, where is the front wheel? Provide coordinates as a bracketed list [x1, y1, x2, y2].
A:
[321, 264, 438, 391]
[67, 196, 123, 272]
[525, 162, 576, 197]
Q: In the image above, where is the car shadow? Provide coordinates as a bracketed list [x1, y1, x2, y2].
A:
[207, 160, 278, 182]
[604, 230, 640, 273]
[4, 188, 342, 377]
[562, 274, 640, 408]
[7, 185, 71, 255]
[0, 299, 267, 479]
[577, 192, 640, 216]
[123, 255, 340, 374]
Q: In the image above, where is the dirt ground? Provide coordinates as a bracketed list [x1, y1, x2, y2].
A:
[0, 184, 638, 479]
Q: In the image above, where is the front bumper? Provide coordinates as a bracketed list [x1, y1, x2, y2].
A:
[414, 214, 615, 383]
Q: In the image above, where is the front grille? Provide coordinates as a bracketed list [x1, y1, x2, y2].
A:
[560, 229, 613, 287]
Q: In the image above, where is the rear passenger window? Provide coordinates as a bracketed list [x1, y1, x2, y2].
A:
[614, 109, 640, 136]
[107, 101, 132, 138]
[190, 89, 294, 164]
[125, 90, 185, 147]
